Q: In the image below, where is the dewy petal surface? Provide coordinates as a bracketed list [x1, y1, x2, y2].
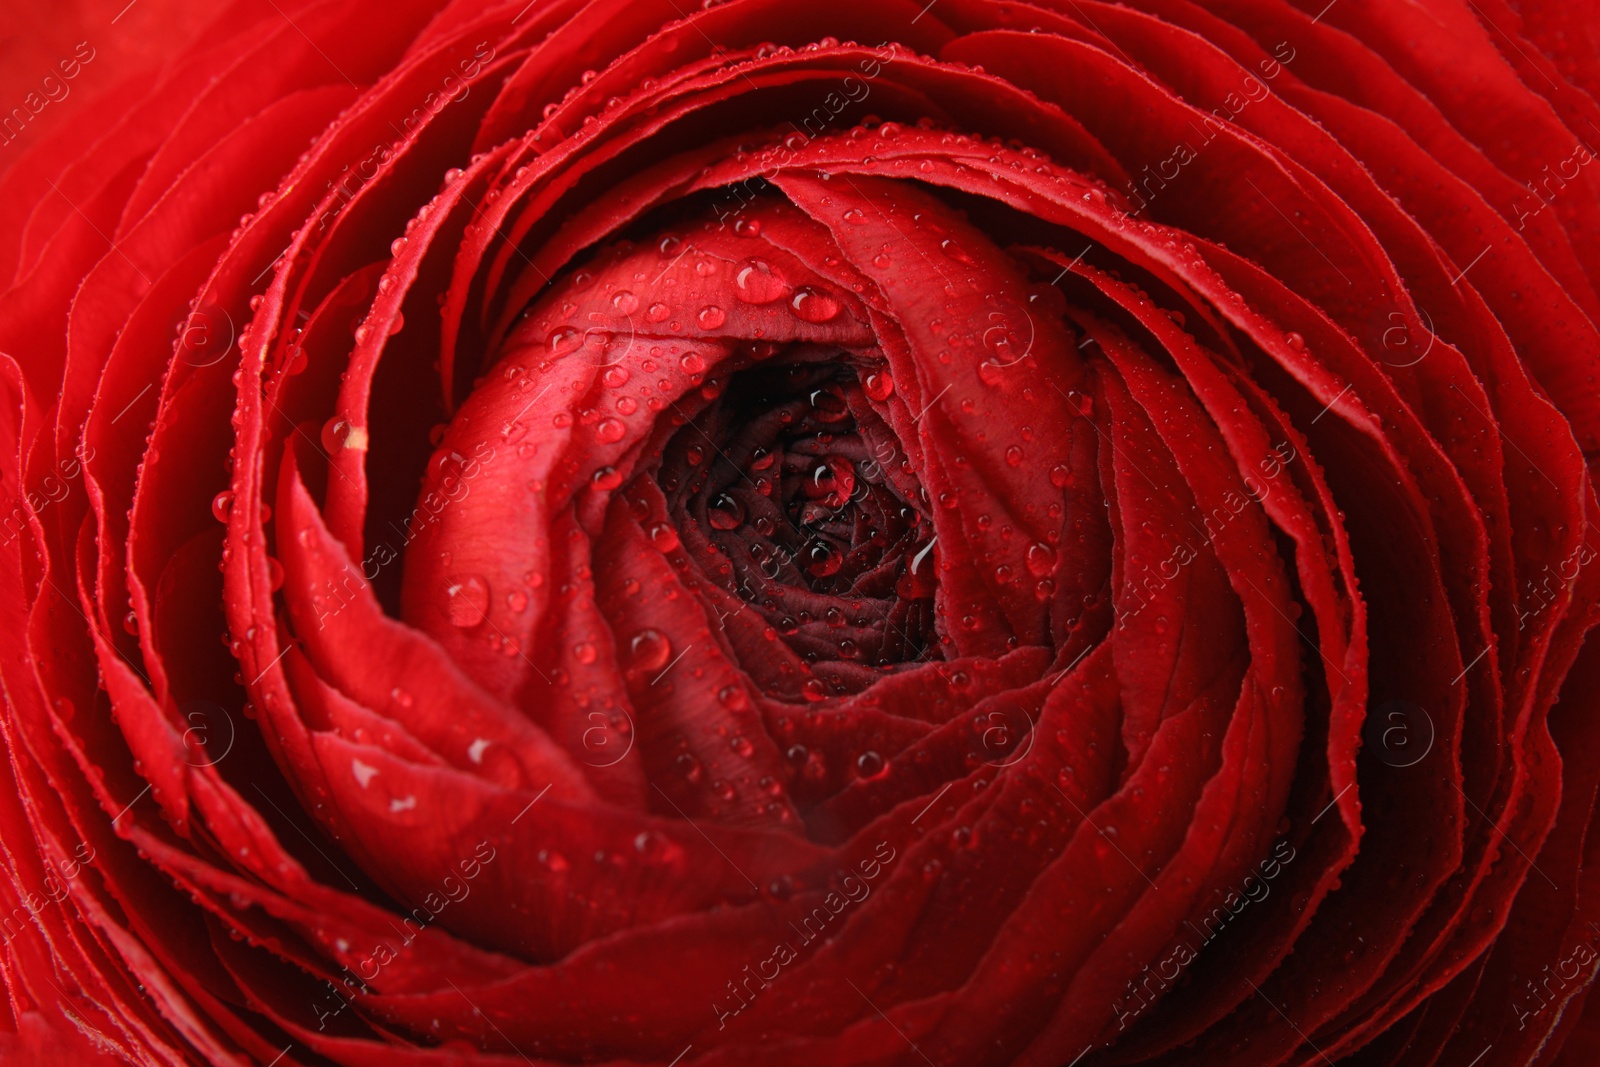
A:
[0, 1, 1596, 1065]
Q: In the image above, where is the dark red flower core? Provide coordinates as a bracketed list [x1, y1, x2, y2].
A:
[656, 356, 940, 677]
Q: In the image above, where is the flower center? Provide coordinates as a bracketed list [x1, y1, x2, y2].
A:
[656, 350, 938, 672]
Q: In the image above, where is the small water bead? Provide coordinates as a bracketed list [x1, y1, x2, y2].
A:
[596, 418, 626, 444]
[1026, 542, 1058, 577]
[122, 611, 139, 636]
[862, 370, 894, 401]
[573, 641, 598, 665]
[592, 466, 623, 490]
[697, 305, 727, 329]
[602, 365, 631, 388]
[680, 351, 707, 374]
[1005, 445, 1024, 467]
[658, 235, 682, 256]
[616, 396, 638, 415]
[211, 491, 234, 523]
[612, 289, 640, 314]
[444, 574, 491, 627]
[647, 302, 672, 322]
[733, 217, 761, 237]
[649, 523, 681, 551]
[790, 286, 841, 323]
[1049, 463, 1073, 489]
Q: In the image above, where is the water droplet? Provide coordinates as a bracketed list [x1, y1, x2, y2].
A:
[596, 418, 626, 443]
[321, 417, 363, 452]
[857, 750, 886, 778]
[734, 258, 789, 304]
[573, 641, 597, 665]
[629, 629, 671, 672]
[806, 541, 842, 577]
[444, 574, 490, 627]
[612, 289, 639, 314]
[708, 494, 745, 530]
[697, 305, 727, 329]
[941, 238, 974, 264]
[790, 286, 841, 323]
[863, 370, 894, 401]
[592, 466, 623, 490]
[211, 491, 234, 523]
[547, 326, 583, 355]
[647, 302, 672, 322]
[1005, 445, 1024, 467]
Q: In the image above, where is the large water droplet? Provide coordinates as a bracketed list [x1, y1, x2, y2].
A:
[444, 574, 490, 627]
[629, 629, 671, 672]
[547, 327, 583, 356]
[708, 494, 745, 530]
[734, 258, 789, 304]
[790, 286, 841, 323]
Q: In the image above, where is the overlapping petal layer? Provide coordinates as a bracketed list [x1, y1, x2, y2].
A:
[0, 1, 1596, 1065]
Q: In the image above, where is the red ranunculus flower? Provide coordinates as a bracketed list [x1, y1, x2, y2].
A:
[2, 0, 1599, 1064]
